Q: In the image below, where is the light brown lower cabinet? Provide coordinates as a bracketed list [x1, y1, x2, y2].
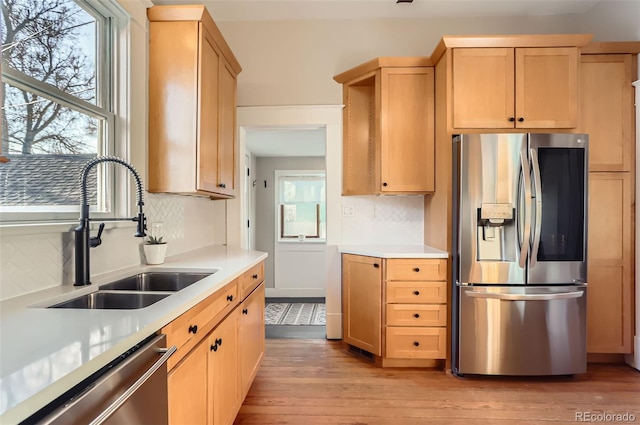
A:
[342, 254, 448, 366]
[166, 262, 266, 424]
[209, 308, 241, 425]
[239, 283, 265, 399]
[167, 340, 208, 424]
[587, 172, 634, 354]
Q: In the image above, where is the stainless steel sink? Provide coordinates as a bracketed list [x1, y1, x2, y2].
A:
[98, 272, 213, 292]
[49, 291, 171, 309]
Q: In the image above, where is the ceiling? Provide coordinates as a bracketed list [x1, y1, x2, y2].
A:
[151, 0, 600, 21]
[245, 128, 326, 157]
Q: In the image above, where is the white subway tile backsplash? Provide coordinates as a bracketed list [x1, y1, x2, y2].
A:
[0, 193, 219, 301]
[341, 195, 424, 245]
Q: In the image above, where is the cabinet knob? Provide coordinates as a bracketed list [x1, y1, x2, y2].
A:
[413, 290, 420, 296]
[518, 117, 524, 122]
[413, 267, 420, 272]
[188, 325, 198, 334]
[508, 117, 515, 122]
[253, 274, 258, 279]
[210, 343, 218, 352]
[414, 313, 420, 318]
[243, 308, 248, 315]
[227, 294, 234, 302]
[218, 183, 226, 188]
[215, 338, 223, 346]
[373, 263, 380, 268]
[413, 341, 420, 347]
[382, 182, 388, 187]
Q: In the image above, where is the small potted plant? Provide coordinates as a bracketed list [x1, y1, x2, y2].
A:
[143, 223, 168, 265]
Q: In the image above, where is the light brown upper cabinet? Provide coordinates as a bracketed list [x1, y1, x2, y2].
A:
[580, 54, 634, 172]
[452, 47, 579, 129]
[334, 58, 435, 195]
[148, 6, 241, 199]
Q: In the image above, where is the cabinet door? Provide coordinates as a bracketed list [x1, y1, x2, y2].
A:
[217, 57, 237, 196]
[167, 340, 208, 425]
[380, 67, 435, 192]
[197, 25, 221, 194]
[342, 254, 382, 355]
[452, 48, 515, 129]
[580, 54, 634, 172]
[515, 47, 578, 129]
[239, 283, 265, 399]
[208, 308, 240, 425]
[587, 172, 633, 353]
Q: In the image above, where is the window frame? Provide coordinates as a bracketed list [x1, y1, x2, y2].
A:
[0, 0, 131, 225]
[275, 170, 327, 243]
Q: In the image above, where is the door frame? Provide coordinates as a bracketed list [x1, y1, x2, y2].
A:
[229, 105, 343, 339]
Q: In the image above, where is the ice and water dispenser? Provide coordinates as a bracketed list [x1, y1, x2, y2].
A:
[476, 202, 516, 261]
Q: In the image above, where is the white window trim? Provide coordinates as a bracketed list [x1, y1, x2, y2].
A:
[275, 170, 327, 244]
[0, 0, 139, 231]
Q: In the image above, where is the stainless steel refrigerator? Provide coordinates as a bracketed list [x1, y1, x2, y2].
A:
[452, 133, 588, 376]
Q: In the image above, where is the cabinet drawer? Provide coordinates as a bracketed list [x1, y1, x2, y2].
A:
[386, 259, 447, 281]
[386, 304, 447, 327]
[386, 281, 446, 304]
[239, 262, 264, 301]
[162, 280, 238, 368]
[385, 327, 446, 359]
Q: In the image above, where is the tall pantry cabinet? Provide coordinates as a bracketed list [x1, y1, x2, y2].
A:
[580, 44, 638, 355]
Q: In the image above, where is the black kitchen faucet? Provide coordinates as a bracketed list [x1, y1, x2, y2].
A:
[74, 156, 147, 286]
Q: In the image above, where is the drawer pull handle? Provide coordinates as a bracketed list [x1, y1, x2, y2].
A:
[414, 313, 420, 318]
[373, 263, 380, 268]
[414, 341, 420, 347]
[413, 291, 420, 296]
[253, 274, 258, 279]
[413, 267, 420, 272]
[188, 325, 198, 334]
[227, 294, 234, 302]
[242, 308, 248, 315]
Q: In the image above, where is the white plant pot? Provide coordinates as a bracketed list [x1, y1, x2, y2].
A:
[143, 244, 168, 265]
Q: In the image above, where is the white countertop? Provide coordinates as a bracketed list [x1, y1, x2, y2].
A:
[0, 245, 267, 424]
[338, 244, 449, 259]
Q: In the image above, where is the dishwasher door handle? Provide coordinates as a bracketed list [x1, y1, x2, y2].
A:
[466, 291, 584, 301]
[88, 344, 177, 425]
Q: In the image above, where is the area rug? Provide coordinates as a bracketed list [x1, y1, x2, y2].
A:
[265, 303, 326, 325]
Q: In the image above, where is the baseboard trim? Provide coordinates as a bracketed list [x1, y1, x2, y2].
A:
[265, 288, 325, 298]
[587, 353, 626, 363]
[624, 335, 640, 371]
[326, 312, 342, 340]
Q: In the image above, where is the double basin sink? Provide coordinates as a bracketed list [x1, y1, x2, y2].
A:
[48, 272, 214, 310]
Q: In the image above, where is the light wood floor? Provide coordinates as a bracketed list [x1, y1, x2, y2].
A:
[235, 339, 640, 424]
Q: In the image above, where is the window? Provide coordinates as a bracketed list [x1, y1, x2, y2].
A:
[277, 171, 326, 241]
[0, 0, 121, 222]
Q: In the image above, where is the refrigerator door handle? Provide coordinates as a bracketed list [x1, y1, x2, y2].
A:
[518, 150, 532, 268]
[529, 148, 543, 267]
[466, 290, 584, 301]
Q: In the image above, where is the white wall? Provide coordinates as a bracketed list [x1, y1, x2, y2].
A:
[218, 15, 587, 107]
[579, 1, 640, 41]
[254, 156, 325, 296]
[0, 1, 223, 301]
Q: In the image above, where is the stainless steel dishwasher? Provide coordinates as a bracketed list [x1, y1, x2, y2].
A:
[27, 334, 176, 425]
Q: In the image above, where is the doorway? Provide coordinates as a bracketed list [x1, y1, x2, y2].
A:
[228, 105, 343, 340]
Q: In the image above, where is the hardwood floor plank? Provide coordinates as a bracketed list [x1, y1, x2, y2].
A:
[235, 339, 640, 424]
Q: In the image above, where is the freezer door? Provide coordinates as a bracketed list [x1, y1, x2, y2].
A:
[457, 286, 587, 376]
[528, 134, 588, 284]
[456, 134, 527, 285]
